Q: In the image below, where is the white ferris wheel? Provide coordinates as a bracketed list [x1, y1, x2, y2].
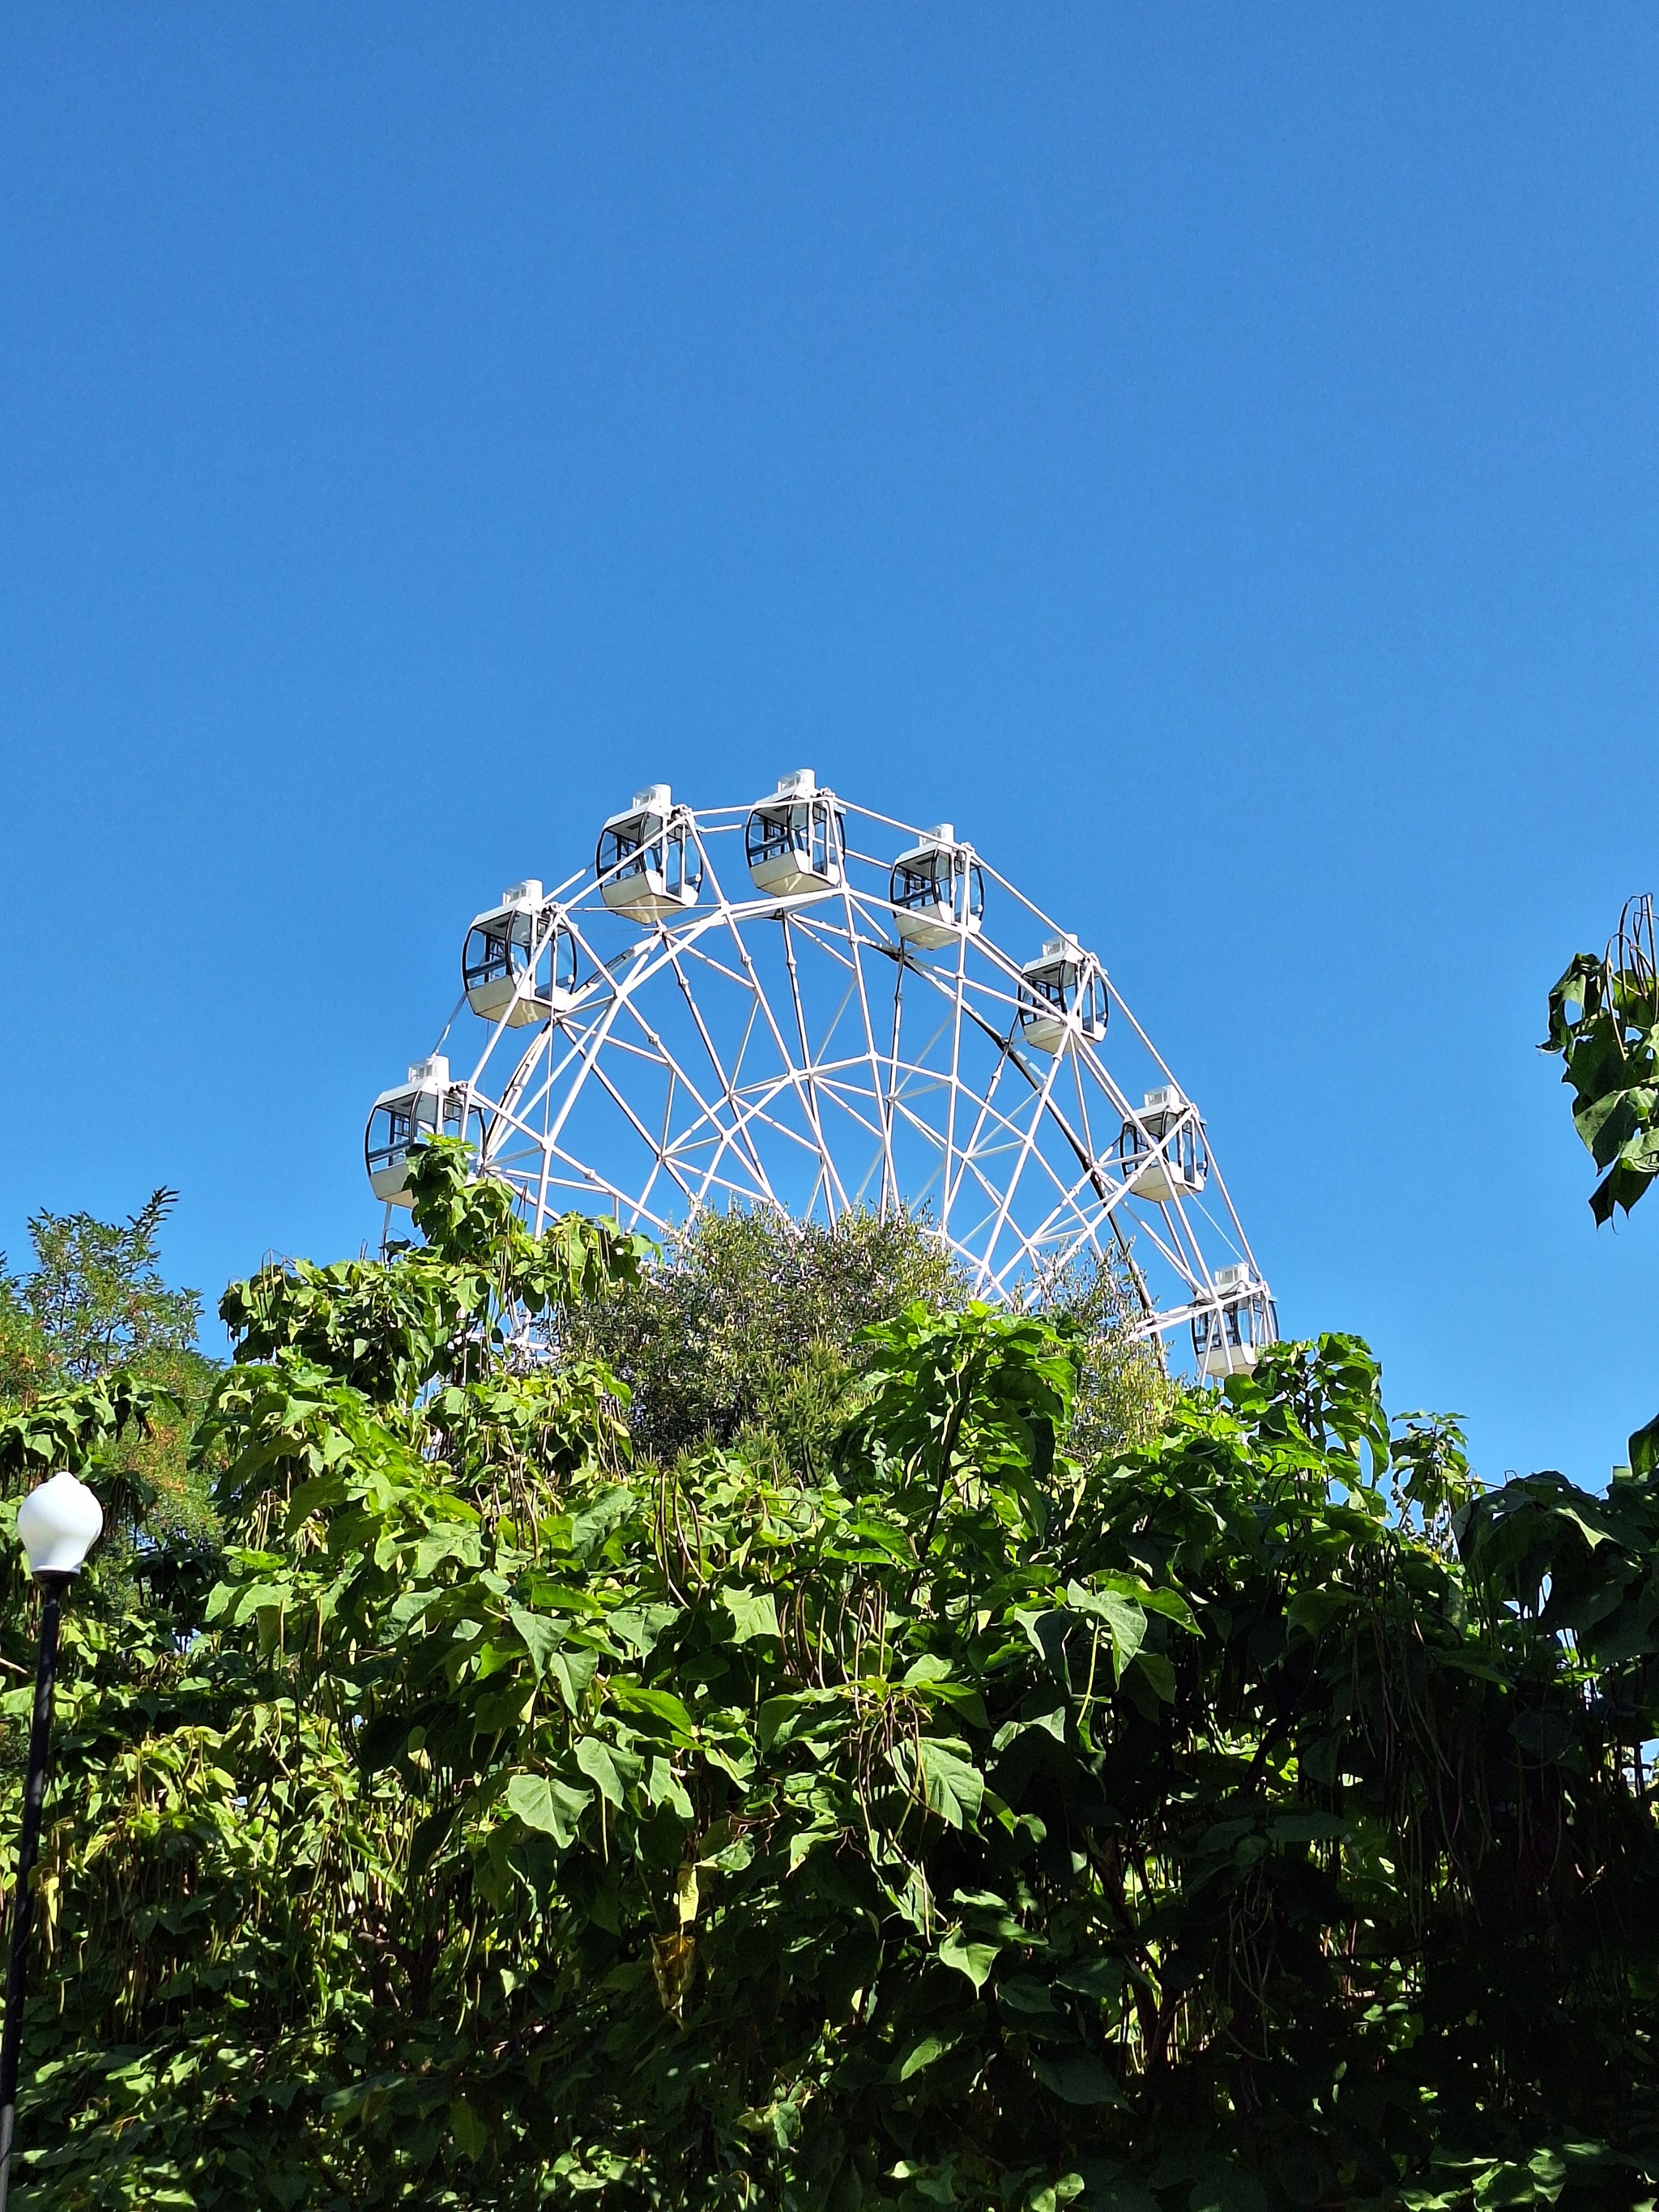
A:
[365, 772, 1274, 1379]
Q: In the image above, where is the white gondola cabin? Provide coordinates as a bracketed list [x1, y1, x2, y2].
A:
[744, 769, 845, 898]
[1115, 1084, 1209, 1203]
[596, 785, 702, 923]
[365, 1056, 481, 1207]
[1018, 936, 1108, 1053]
[462, 880, 579, 1026]
[1192, 1263, 1277, 1379]
[889, 824, 985, 950]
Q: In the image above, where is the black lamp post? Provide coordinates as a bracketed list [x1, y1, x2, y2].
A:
[0, 1472, 103, 2212]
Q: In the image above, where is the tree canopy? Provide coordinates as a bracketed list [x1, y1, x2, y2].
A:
[0, 1187, 215, 1554]
[3, 1144, 1659, 2208]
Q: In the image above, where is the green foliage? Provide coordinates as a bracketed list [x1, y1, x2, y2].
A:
[565, 1204, 1168, 1476]
[561, 1204, 969, 1469]
[0, 1187, 215, 1537]
[1021, 1248, 1175, 1466]
[11, 1191, 201, 1384]
[5, 1143, 1659, 2207]
[1542, 894, 1659, 1229]
[1543, 893, 1659, 1478]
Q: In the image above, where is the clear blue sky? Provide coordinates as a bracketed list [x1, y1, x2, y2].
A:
[2, 7, 1655, 1485]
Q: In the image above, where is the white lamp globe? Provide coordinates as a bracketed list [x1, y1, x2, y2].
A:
[16, 1471, 104, 1579]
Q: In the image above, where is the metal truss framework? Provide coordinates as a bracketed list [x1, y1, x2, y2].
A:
[386, 788, 1271, 1371]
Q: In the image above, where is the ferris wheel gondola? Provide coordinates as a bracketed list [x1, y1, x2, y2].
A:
[462, 882, 581, 1027]
[1192, 1264, 1277, 1379]
[1019, 936, 1108, 1053]
[1115, 1085, 1209, 1204]
[745, 769, 846, 897]
[890, 825, 984, 951]
[596, 786, 702, 923]
[365, 1057, 486, 1206]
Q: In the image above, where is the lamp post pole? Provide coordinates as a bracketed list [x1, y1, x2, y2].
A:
[0, 1473, 103, 2212]
[0, 1576, 66, 2212]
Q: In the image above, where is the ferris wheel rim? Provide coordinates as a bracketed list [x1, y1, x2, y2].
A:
[373, 775, 1273, 1372]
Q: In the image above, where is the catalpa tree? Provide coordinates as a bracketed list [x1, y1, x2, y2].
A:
[2, 1143, 1657, 2209]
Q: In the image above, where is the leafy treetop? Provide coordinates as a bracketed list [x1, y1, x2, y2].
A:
[0, 1186, 215, 1544]
[2, 1140, 1657, 2210]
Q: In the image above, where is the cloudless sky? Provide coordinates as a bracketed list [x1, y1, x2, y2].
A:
[2, 6, 1656, 1485]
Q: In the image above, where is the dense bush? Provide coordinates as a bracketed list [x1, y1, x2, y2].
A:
[2, 1145, 1658, 2208]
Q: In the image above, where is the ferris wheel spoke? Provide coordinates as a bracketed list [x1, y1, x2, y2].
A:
[818, 1089, 914, 1156]
[661, 940, 784, 1207]
[679, 956, 785, 1119]
[881, 948, 905, 1217]
[527, 946, 670, 1168]
[828, 887, 897, 1216]
[1068, 1046, 1102, 1182]
[1162, 1186, 1250, 1285]
[604, 978, 777, 1204]
[940, 937, 970, 1246]
[945, 1082, 1053, 1194]
[713, 901, 853, 1220]
[1002, 1161, 1127, 1275]
[789, 905, 885, 972]
[1107, 1203, 1204, 1289]
[530, 1127, 678, 1234]
[578, 1060, 706, 1217]
[975, 1041, 1073, 1280]
[1143, 1190, 1213, 1286]
[780, 918, 852, 1220]
[667, 1097, 826, 1183]
[1183, 1155, 1260, 1273]
[479, 1025, 555, 1159]
[706, 1063, 855, 1166]
[631, 1064, 683, 1224]
[676, 939, 767, 995]
[726, 992, 766, 1095]
[942, 1031, 1024, 1223]
[889, 999, 955, 1084]
[660, 1085, 841, 1227]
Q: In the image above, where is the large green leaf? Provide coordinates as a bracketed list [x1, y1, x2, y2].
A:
[1030, 2048, 1125, 2106]
[937, 1925, 1000, 1992]
[505, 1771, 593, 1847]
[909, 1737, 985, 1830]
[722, 1586, 782, 1643]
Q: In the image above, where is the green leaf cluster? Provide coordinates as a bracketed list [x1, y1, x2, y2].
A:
[3, 1144, 1659, 2208]
[1542, 896, 1659, 1230]
[1542, 893, 1659, 1478]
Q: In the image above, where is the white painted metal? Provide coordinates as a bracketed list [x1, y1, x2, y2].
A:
[369, 774, 1273, 1374]
[365, 1055, 479, 1206]
[596, 786, 702, 922]
[1117, 1084, 1209, 1204]
[463, 882, 581, 1026]
[892, 824, 986, 951]
[1192, 1262, 1277, 1378]
[746, 769, 847, 897]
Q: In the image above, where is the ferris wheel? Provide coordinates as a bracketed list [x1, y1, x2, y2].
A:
[365, 772, 1274, 1379]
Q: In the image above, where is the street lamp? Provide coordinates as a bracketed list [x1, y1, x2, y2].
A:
[0, 1473, 102, 2212]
